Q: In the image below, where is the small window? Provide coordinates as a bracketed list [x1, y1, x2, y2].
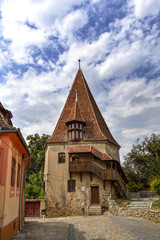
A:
[17, 163, 21, 188]
[58, 153, 65, 163]
[72, 130, 74, 139]
[69, 132, 71, 140]
[68, 180, 75, 192]
[107, 162, 111, 169]
[80, 131, 82, 139]
[72, 123, 74, 129]
[11, 157, 16, 186]
[76, 131, 78, 139]
[113, 162, 115, 169]
[80, 124, 82, 129]
[76, 123, 78, 129]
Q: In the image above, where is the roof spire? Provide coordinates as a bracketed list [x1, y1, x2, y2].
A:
[78, 59, 81, 69]
[75, 89, 78, 101]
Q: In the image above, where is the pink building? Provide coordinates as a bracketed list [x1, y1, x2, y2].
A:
[0, 102, 30, 240]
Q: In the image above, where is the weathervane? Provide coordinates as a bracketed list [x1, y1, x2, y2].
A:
[78, 59, 81, 69]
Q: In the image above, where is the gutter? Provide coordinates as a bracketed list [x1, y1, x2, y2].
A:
[0, 127, 30, 155]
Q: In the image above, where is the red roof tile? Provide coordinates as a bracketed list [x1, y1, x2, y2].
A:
[68, 145, 114, 161]
[49, 69, 120, 147]
[0, 102, 15, 130]
[66, 99, 86, 123]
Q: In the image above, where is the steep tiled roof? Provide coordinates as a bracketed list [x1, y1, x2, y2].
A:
[68, 146, 114, 161]
[0, 102, 15, 130]
[66, 99, 86, 123]
[49, 69, 120, 147]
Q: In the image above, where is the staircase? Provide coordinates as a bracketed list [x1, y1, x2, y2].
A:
[88, 205, 102, 215]
[128, 198, 158, 209]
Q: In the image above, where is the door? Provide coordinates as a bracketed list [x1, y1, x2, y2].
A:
[91, 186, 99, 204]
[25, 201, 40, 217]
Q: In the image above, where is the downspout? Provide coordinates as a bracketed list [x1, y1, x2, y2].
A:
[23, 170, 27, 225]
[19, 155, 24, 231]
[19, 156, 30, 230]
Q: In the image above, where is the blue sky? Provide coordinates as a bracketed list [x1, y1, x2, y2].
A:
[0, 0, 160, 161]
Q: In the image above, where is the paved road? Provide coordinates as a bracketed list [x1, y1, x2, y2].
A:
[12, 215, 160, 240]
[109, 216, 160, 240]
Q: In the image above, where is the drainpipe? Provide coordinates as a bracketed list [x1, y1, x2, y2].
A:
[19, 155, 24, 231]
[19, 156, 30, 230]
[23, 170, 27, 225]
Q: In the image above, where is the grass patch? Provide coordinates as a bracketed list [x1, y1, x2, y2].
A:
[151, 199, 160, 210]
[115, 198, 130, 207]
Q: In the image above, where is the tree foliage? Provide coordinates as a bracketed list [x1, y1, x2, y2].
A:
[26, 133, 50, 199]
[151, 178, 160, 196]
[26, 172, 44, 199]
[26, 133, 50, 177]
[123, 133, 160, 192]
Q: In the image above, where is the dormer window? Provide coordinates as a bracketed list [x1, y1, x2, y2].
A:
[65, 89, 86, 141]
[67, 122, 85, 141]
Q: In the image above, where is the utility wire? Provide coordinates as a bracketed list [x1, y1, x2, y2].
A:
[0, 137, 22, 158]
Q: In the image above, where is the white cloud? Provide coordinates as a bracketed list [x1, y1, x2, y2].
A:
[55, 9, 88, 42]
[0, 0, 87, 63]
[133, 0, 160, 18]
[100, 77, 160, 160]
[0, 0, 160, 163]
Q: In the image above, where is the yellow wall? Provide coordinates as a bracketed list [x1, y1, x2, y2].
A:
[45, 140, 117, 216]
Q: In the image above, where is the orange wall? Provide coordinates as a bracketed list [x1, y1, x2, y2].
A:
[0, 133, 29, 240]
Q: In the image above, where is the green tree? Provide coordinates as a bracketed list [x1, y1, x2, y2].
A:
[26, 133, 50, 177]
[151, 178, 160, 195]
[26, 133, 51, 199]
[123, 133, 160, 192]
[26, 172, 44, 199]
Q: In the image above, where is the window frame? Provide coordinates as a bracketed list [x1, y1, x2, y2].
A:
[67, 122, 84, 141]
[58, 152, 65, 164]
[11, 157, 16, 186]
[68, 179, 75, 192]
[17, 163, 21, 188]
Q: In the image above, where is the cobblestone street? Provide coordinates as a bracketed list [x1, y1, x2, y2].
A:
[12, 215, 160, 240]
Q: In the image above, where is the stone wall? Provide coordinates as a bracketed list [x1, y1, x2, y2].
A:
[108, 202, 160, 222]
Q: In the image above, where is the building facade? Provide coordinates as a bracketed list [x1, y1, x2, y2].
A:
[44, 68, 127, 216]
[0, 102, 30, 240]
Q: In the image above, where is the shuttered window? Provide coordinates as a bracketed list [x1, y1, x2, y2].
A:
[68, 180, 75, 192]
[17, 163, 21, 188]
[11, 157, 16, 186]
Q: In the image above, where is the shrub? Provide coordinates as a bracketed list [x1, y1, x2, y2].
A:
[150, 178, 160, 195]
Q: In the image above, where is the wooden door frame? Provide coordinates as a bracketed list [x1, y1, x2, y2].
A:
[91, 185, 99, 205]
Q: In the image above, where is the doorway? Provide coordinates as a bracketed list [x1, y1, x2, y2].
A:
[91, 186, 99, 204]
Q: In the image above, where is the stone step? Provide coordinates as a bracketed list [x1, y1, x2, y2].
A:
[128, 197, 159, 209]
[88, 205, 102, 215]
[129, 202, 152, 208]
[131, 197, 158, 201]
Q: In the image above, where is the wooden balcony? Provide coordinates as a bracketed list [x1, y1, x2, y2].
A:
[69, 160, 126, 197]
[69, 160, 117, 181]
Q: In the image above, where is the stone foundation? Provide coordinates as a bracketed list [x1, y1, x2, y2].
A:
[45, 181, 115, 217]
[108, 202, 160, 222]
